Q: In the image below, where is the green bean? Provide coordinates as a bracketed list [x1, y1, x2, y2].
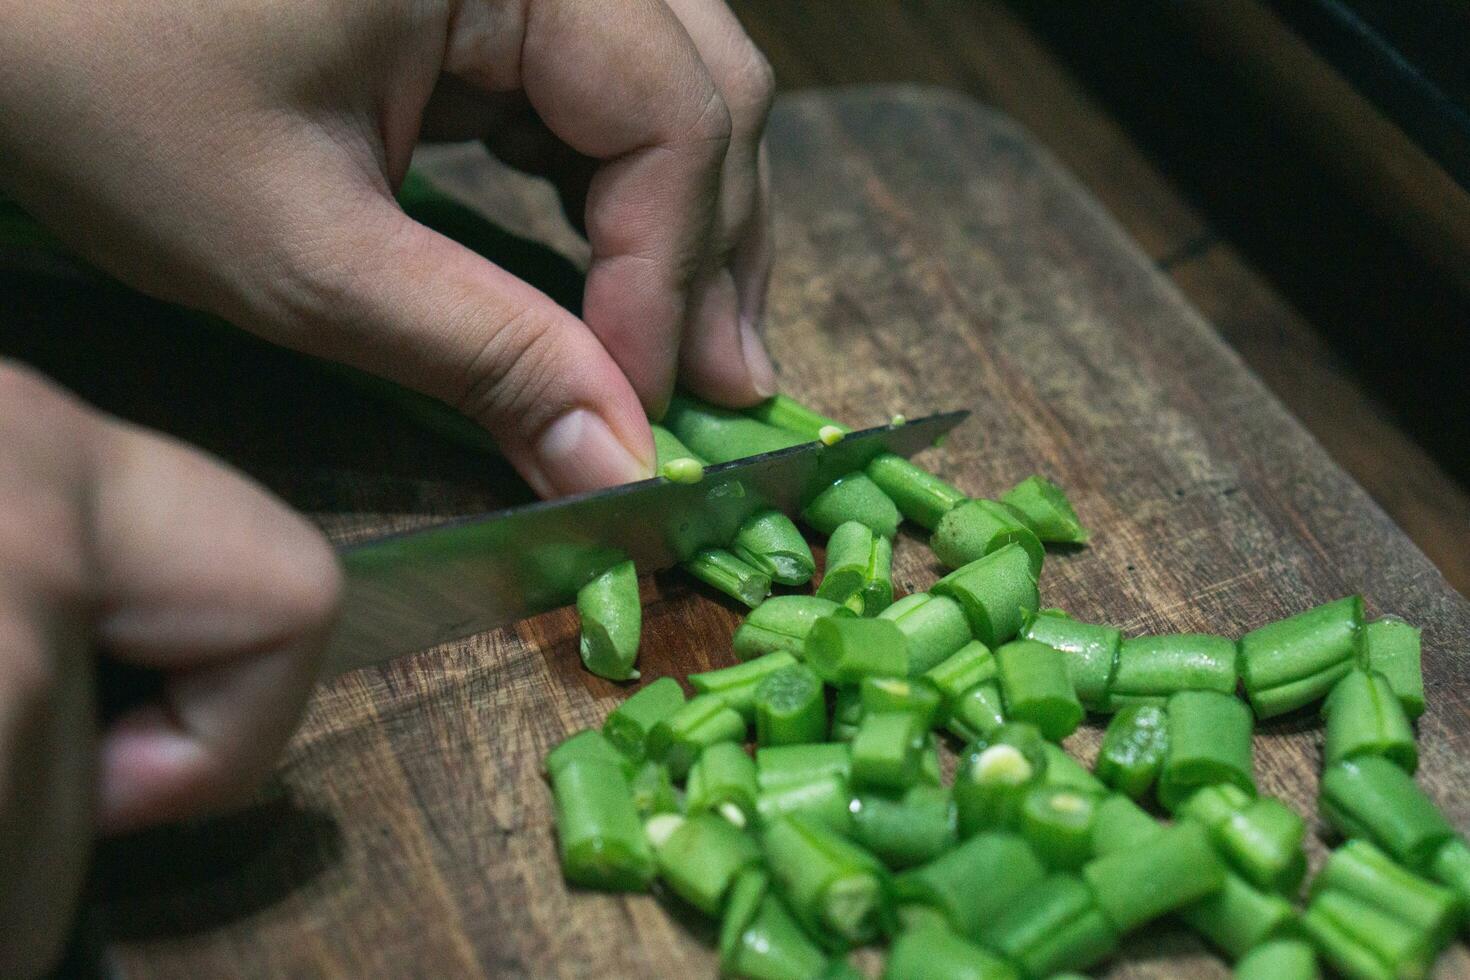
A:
[762, 815, 890, 949]
[978, 873, 1119, 977]
[1312, 840, 1462, 949]
[892, 832, 1046, 940]
[931, 499, 1044, 577]
[860, 676, 943, 729]
[647, 694, 747, 779]
[685, 742, 759, 828]
[878, 593, 972, 675]
[689, 651, 799, 721]
[852, 785, 958, 871]
[1157, 690, 1255, 811]
[1000, 475, 1090, 545]
[756, 743, 852, 791]
[685, 547, 772, 609]
[663, 393, 805, 461]
[629, 760, 680, 817]
[732, 509, 817, 587]
[1176, 784, 1305, 892]
[1319, 756, 1455, 870]
[650, 423, 706, 483]
[1109, 633, 1238, 709]
[1019, 785, 1098, 870]
[924, 640, 997, 714]
[831, 684, 864, 741]
[1019, 610, 1121, 712]
[1094, 704, 1168, 800]
[802, 471, 902, 539]
[995, 639, 1084, 740]
[930, 543, 1039, 648]
[1234, 939, 1321, 980]
[602, 677, 685, 760]
[1178, 872, 1296, 961]
[743, 393, 843, 439]
[918, 733, 943, 788]
[551, 757, 655, 891]
[733, 595, 855, 661]
[576, 560, 642, 680]
[755, 773, 855, 836]
[1040, 743, 1107, 796]
[866, 454, 969, 531]
[944, 682, 1007, 743]
[1301, 888, 1435, 980]
[805, 616, 910, 683]
[1428, 837, 1470, 928]
[1239, 595, 1364, 719]
[718, 866, 770, 965]
[1089, 793, 1160, 857]
[546, 729, 636, 781]
[651, 813, 762, 915]
[1363, 616, 1425, 719]
[1082, 822, 1225, 933]
[721, 891, 830, 980]
[754, 664, 827, 746]
[816, 520, 894, 616]
[884, 923, 1019, 980]
[851, 711, 927, 792]
[1323, 668, 1417, 772]
[953, 723, 1048, 835]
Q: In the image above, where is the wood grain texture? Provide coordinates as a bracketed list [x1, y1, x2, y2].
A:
[70, 89, 1470, 977]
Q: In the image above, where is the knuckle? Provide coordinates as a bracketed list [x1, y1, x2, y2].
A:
[456, 307, 566, 436]
[683, 83, 734, 155]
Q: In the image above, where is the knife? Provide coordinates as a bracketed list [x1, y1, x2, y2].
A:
[324, 409, 969, 676]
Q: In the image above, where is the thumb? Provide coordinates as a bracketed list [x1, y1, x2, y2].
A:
[250, 190, 655, 498]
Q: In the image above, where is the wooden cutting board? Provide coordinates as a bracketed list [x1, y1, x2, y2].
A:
[16, 87, 1466, 978]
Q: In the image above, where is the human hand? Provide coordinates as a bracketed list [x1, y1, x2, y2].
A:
[0, 364, 340, 977]
[0, 0, 777, 497]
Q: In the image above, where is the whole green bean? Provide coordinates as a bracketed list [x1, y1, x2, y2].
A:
[1234, 939, 1321, 980]
[733, 595, 855, 661]
[663, 394, 805, 461]
[851, 711, 927, 792]
[602, 677, 685, 760]
[884, 923, 1019, 980]
[1157, 689, 1255, 811]
[689, 651, 799, 721]
[805, 616, 910, 683]
[1301, 888, 1435, 980]
[685, 741, 759, 828]
[931, 498, 1044, 577]
[576, 560, 642, 680]
[816, 520, 894, 615]
[978, 873, 1119, 977]
[1239, 595, 1364, 719]
[930, 543, 1039, 648]
[1000, 475, 1090, 545]
[1363, 615, 1425, 719]
[685, 547, 772, 608]
[754, 664, 827, 746]
[646, 694, 747, 779]
[995, 639, 1084, 740]
[1094, 704, 1168, 800]
[1319, 756, 1455, 870]
[762, 815, 890, 949]
[652, 813, 762, 915]
[892, 832, 1046, 940]
[1108, 633, 1238, 709]
[1019, 609, 1121, 712]
[852, 785, 958, 870]
[1323, 668, 1418, 772]
[1082, 822, 1226, 932]
[551, 757, 655, 891]
[860, 676, 943, 729]
[1312, 839, 1462, 949]
[732, 509, 817, 587]
[879, 593, 972, 675]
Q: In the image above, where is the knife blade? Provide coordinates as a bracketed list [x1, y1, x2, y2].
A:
[324, 409, 968, 676]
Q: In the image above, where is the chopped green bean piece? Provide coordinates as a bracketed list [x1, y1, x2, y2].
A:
[733, 595, 856, 661]
[1363, 616, 1425, 719]
[756, 743, 852, 791]
[852, 785, 958, 870]
[918, 733, 943, 787]
[892, 832, 1046, 940]
[547, 729, 636, 781]
[576, 560, 642, 680]
[802, 471, 902, 540]
[860, 676, 943, 729]
[551, 757, 655, 891]
[1319, 756, 1455, 870]
[805, 616, 909, 683]
[719, 866, 769, 963]
[732, 509, 817, 587]
[721, 892, 830, 980]
[831, 684, 864, 741]
[1235, 939, 1321, 980]
[1000, 475, 1090, 545]
[1312, 840, 1462, 949]
[851, 711, 927, 792]
[1020, 610, 1121, 712]
[755, 773, 855, 836]
[1301, 888, 1435, 980]
[866, 453, 969, 531]
[689, 651, 799, 721]
[653, 813, 761, 915]
[603, 677, 685, 760]
[1323, 668, 1418, 772]
[1019, 785, 1098, 870]
[754, 665, 827, 746]
[925, 640, 997, 714]
[660, 456, 704, 483]
[818, 424, 845, 446]
[1109, 634, 1238, 709]
[650, 422, 702, 468]
[1089, 793, 1161, 856]
[931, 544, 1040, 648]
[995, 639, 1085, 740]
[686, 547, 772, 609]
[931, 498, 1045, 577]
[979, 873, 1119, 977]
[629, 759, 680, 816]
[743, 393, 845, 439]
[885, 922, 1020, 980]
[763, 815, 890, 949]
[1428, 836, 1470, 922]
[664, 394, 805, 461]
[1239, 595, 1364, 719]
[944, 682, 1007, 743]
[816, 520, 894, 616]
[1083, 822, 1226, 932]
[1095, 704, 1168, 800]
[685, 742, 758, 828]
[1040, 743, 1107, 797]
[1179, 872, 1296, 960]
[878, 593, 972, 675]
[647, 694, 747, 779]
[954, 724, 1048, 835]
[1158, 690, 1255, 811]
[1177, 784, 1306, 893]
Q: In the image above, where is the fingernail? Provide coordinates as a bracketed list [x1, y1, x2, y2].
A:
[740, 315, 777, 398]
[534, 409, 651, 496]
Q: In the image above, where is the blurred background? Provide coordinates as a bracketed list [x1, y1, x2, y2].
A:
[728, 0, 1470, 597]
